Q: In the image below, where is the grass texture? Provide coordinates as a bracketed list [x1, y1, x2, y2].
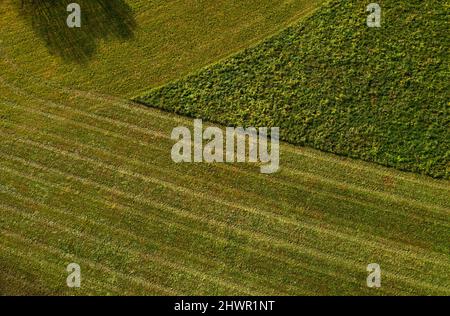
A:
[0, 0, 448, 295]
[137, 0, 450, 178]
[1, 0, 324, 97]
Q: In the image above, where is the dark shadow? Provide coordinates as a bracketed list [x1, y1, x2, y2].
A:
[18, 0, 136, 63]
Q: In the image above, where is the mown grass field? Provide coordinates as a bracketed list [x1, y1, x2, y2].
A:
[2, 0, 323, 97]
[0, 0, 449, 296]
[137, 0, 449, 179]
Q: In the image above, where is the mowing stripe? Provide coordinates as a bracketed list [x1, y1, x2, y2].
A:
[1, 73, 448, 198]
[5, 119, 449, 226]
[1, 78, 448, 213]
[2, 132, 449, 268]
[0, 55, 447, 192]
[0, 167, 376, 295]
[0, 241, 120, 295]
[0, 61, 447, 193]
[0, 78, 168, 140]
[1, 82, 447, 215]
[6, 119, 449, 238]
[282, 168, 449, 215]
[0, 153, 448, 293]
[283, 145, 450, 191]
[0, 153, 446, 288]
[1, 205, 251, 295]
[7, 162, 438, 296]
[1, 133, 448, 279]
[0, 177, 296, 295]
[0, 227, 175, 295]
[0, 49, 448, 294]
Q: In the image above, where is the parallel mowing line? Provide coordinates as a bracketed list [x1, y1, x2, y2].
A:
[0, 242, 119, 295]
[280, 165, 449, 211]
[0, 41, 446, 292]
[0, 57, 447, 193]
[3, 124, 450, 268]
[8, 120, 449, 234]
[0, 228, 173, 295]
[0, 84, 447, 214]
[213, 163, 450, 228]
[2, 132, 449, 269]
[1, 81, 448, 214]
[283, 146, 450, 191]
[0, 169, 372, 295]
[0, 78, 167, 140]
[282, 168, 449, 215]
[0, 151, 415, 290]
[0, 65, 446, 192]
[0, 126, 446, 288]
[0, 154, 447, 293]
[0, 98, 150, 148]
[0, 168, 394, 296]
[65, 87, 190, 125]
[0, 71, 450, 288]
[0, 272, 51, 295]
[2, 139, 449, 276]
[1, 72, 448, 199]
[1, 205, 253, 296]
[8, 119, 450, 225]
[0, 227, 127, 294]
[0, 58, 190, 125]
[20, 124, 448, 247]
[0, 178, 291, 296]
[1, 98, 448, 226]
[0, 200, 268, 295]
[76, 82, 450, 191]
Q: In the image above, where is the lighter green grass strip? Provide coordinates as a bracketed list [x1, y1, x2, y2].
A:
[2, 131, 449, 268]
[0, 152, 447, 294]
[1, 76, 448, 213]
[1, 80, 447, 217]
[0, 165, 373, 294]
[0, 205, 252, 295]
[0, 177, 292, 295]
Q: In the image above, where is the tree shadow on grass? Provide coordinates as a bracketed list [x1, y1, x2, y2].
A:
[19, 0, 136, 63]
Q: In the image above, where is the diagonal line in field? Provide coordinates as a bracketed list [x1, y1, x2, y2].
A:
[0, 62, 447, 192]
[0, 176, 298, 295]
[2, 130, 449, 267]
[1, 81, 448, 214]
[1, 73, 449, 210]
[282, 168, 450, 215]
[1, 96, 448, 226]
[0, 166, 387, 295]
[0, 226, 177, 295]
[2, 122, 450, 277]
[0, 203, 266, 296]
[0, 241, 120, 295]
[6, 119, 449, 229]
[0, 78, 168, 140]
[0, 152, 448, 294]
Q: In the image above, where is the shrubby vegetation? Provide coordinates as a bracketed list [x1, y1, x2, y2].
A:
[137, 0, 449, 178]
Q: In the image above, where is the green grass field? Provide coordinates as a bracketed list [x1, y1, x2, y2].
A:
[3, 0, 323, 97]
[0, 0, 449, 296]
[137, 0, 449, 178]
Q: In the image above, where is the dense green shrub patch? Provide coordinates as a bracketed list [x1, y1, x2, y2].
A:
[136, 0, 449, 178]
